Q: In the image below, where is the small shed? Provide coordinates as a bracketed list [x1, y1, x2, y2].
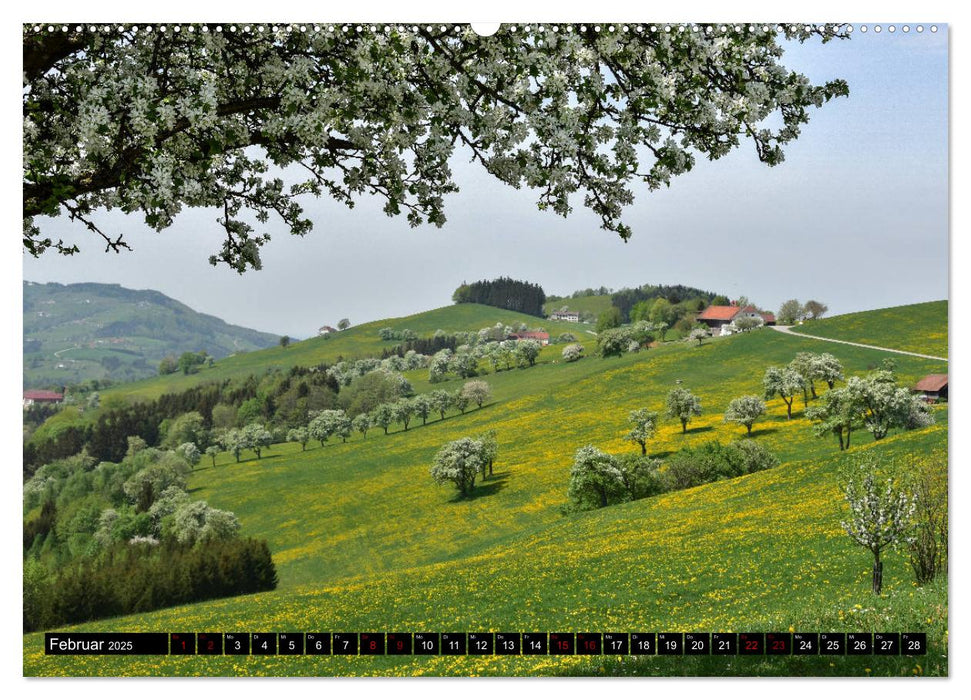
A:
[913, 374, 948, 402]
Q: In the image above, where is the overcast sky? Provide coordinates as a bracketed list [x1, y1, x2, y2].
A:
[22, 27, 949, 339]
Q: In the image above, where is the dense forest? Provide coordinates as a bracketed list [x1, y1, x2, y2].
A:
[452, 277, 546, 317]
[611, 284, 721, 323]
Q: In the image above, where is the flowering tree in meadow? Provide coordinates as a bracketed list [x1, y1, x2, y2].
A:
[568, 445, 625, 510]
[430, 437, 487, 497]
[762, 365, 805, 419]
[626, 408, 660, 454]
[24, 24, 848, 270]
[286, 426, 310, 451]
[666, 388, 702, 434]
[723, 395, 766, 435]
[840, 456, 916, 595]
[561, 343, 584, 362]
[460, 380, 492, 409]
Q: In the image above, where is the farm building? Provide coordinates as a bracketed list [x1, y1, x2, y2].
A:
[549, 310, 581, 322]
[318, 325, 338, 336]
[23, 390, 64, 408]
[509, 331, 550, 346]
[913, 374, 948, 402]
[695, 304, 775, 336]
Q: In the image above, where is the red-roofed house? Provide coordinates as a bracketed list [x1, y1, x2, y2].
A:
[913, 374, 948, 402]
[23, 390, 64, 408]
[509, 331, 550, 346]
[695, 305, 775, 336]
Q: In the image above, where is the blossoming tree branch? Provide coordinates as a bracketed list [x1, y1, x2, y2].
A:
[23, 23, 849, 272]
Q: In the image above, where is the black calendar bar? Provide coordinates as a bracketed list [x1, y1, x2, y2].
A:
[45, 633, 169, 655]
[43, 631, 928, 655]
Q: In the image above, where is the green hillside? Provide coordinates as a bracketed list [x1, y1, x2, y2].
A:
[100, 303, 590, 402]
[793, 301, 948, 359]
[544, 294, 613, 319]
[24, 311, 949, 677]
[23, 282, 279, 388]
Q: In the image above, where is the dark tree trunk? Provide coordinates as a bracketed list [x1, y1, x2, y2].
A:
[872, 552, 883, 595]
[681, 419, 688, 434]
[599, 487, 608, 508]
[837, 431, 845, 451]
[785, 399, 793, 419]
[810, 381, 818, 399]
[640, 442, 647, 455]
[746, 424, 753, 435]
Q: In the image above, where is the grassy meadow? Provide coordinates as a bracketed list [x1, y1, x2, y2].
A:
[793, 301, 948, 359]
[23, 305, 948, 677]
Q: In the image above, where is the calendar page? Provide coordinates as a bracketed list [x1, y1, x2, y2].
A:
[21, 20, 948, 679]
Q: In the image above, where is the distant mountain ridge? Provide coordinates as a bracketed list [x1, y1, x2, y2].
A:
[23, 281, 280, 389]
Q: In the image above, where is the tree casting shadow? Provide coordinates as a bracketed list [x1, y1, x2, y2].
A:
[450, 472, 510, 502]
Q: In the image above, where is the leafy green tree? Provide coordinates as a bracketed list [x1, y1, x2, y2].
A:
[568, 445, 625, 510]
[649, 298, 676, 333]
[806, 387, 860, 451]
[157, 356, 177, 376]
[279, 335, 290, 348]
[236, 397, 265, 427]
[241, 423, 273, 459]
[666, 388, 702, 434]
[723, 396, 766, 435]
[175, 442, 201, 468]
[412, 394, 433, 426]
[597, 327, 630, 358]
[452, 390, 471, 414]
[172, 500, 241, 546]
[177, 351, 201, 375]
[596, 307, 623, 333]
[846, 371, 934, 440]
[840, 456, 916, 595]
[338, 318, 350, 331]
[123, 458, 190, 512]
[308, 409, 350, 445]
[803, 300, 828, 320]
[460, 380, 492, 409]
[687, 328, 708, 346]
[24, 26, 848, 269]
[220, 428, 248, 463]
[352, 413, 371, 439]
[392, 399, 416, 431]
[732, 315, 762, 332]
[430, 437, 487, 497]
[205, 445, 220, 468]
[371, 404, 395, 435]
[162, 411, 206, 449]
[616, 454, 665, 501]
[626, 409, 660, 455]
[515, 339, 541, 368]
[478, 429, 499, 478]
[777, 299, 804, 325]
[817, 352, 845, 390]
[430, 390, 453, 420]
[286, 427, 310, 451]
[763, 365, 805, 419]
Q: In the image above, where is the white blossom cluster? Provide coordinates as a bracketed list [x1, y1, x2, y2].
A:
[24, 24, 849, 270]
[841, 458, 917, 553]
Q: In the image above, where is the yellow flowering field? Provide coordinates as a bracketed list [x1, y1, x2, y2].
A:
[24, 315, 949, 677]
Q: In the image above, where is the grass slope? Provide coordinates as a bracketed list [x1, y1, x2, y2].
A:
[24, 320, 948, 677]
[101, 303, 588, 403]
[793, 301, 948, 359]
[544, 294, 613, 318]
